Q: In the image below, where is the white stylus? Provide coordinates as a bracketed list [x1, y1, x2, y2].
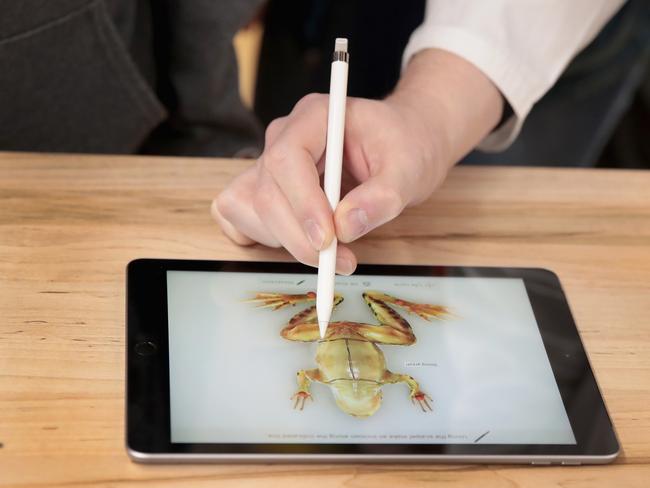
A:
[317, 38, 349, 339]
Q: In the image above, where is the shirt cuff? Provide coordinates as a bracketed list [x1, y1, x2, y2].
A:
[401, 25, 544, 152]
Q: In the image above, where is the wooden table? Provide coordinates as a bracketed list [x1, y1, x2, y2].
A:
[1, 152, 649, 487]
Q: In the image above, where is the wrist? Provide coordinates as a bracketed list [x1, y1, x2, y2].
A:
[385, 83, 452, 176]
[387, 48, 503, 168]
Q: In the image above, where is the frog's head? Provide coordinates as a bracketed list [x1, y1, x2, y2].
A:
[330, 380, 382, 418]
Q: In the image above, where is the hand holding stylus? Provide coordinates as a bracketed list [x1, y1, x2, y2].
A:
[212, 49, 503, 275]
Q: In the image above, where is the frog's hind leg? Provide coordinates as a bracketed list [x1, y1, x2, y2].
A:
[281, 294, 344, 342]
[382, 370, 433, 412]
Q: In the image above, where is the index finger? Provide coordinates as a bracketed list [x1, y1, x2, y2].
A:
[260, 94, 335, 251]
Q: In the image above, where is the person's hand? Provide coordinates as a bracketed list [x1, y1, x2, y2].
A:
[212, 49, 503, 274]
[212, 94, 447, 275]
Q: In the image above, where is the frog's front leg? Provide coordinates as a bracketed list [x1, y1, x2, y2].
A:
[246, 291, 344, 341]
[291, 368, 323, 410]
[280, 293, 344, 342]
[382, 371, 433, 412]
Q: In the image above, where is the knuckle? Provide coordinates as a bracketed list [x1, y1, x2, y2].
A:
[264, 117, 285, 146]
[215, 189, 238, 222]
[380, 185, 406, 217]
[293, 93, 328, 120]
[252, 185, 275, 215]
[262, 143, 291, 173]
[295, 93, 324, 110]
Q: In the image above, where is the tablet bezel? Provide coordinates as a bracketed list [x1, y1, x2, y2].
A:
[126, 259, 619, 462]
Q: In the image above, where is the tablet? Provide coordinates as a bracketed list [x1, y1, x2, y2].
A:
[126, 259, 619, 464]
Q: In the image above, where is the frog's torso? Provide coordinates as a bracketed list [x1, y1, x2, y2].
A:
[315, 323, 387, 416]
[316, 328, 386, 384]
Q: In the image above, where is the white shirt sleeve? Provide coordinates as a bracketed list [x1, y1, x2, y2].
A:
[402, 0, 626, 152]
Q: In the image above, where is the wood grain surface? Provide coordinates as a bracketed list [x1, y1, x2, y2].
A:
[1, 152, 649, 487]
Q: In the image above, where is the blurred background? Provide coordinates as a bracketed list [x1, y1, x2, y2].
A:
[1, 0, 647, 168]
[235, 0, 650, 169]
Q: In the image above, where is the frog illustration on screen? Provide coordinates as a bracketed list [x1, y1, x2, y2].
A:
[246, 291, 451, 418]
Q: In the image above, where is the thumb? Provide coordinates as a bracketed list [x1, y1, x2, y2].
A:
[334, 171, 409, 243]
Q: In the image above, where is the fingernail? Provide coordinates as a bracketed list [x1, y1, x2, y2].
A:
[336, 255, 355, 276]
[344, 208, 369, 241]
[304, 219, 325, 250]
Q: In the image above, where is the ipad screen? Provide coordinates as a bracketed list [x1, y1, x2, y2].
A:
[166, 271, 575, 445]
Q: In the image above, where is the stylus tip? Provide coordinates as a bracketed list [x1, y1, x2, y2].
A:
[318, 321, 329, 339]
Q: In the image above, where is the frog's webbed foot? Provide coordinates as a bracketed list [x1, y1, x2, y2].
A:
[291, 390, 312, 410]
[411, 391, 433, 412]
[245, 292, 316, 310]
